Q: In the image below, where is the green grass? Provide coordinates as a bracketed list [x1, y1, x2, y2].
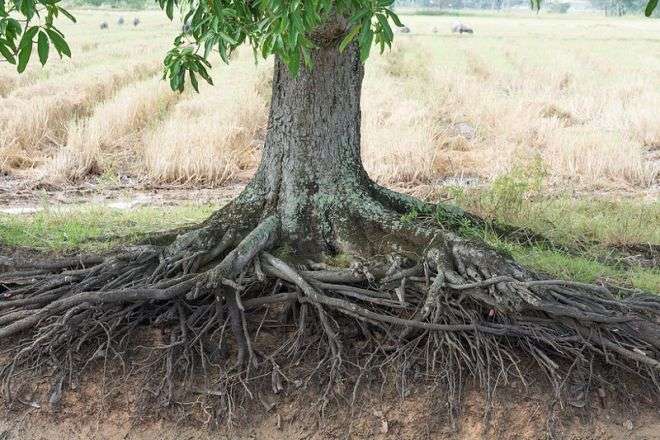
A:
[515, 246, 660, 293]
[436, 172, 660, 292]
[484, 233, 659, 292]
[470, 196, 660, 249]
[0, 204, 217, 252]
[420, 165, 660, 293]
[0, 195, 657, 293]
[445, 161, 659, 249]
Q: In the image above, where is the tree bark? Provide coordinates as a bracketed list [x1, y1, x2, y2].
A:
[225, 40, 383, 256]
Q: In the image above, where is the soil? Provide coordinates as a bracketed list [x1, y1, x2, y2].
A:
[0, 378, 658, 439]
[0, 174, 247, 214]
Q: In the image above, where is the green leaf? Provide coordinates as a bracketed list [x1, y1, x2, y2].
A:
[58, 7, 77, 23]
[349, 9, 371, 25]
[218, 31, 237, 46]
[165, 0, 174, 20]
[218, 41, 229, 63]
[385, 10, 403, 28]
[45, 28, 71, 57]
[18, 26, 38, 50]
[37, 31, 49, 65]
[288, 49, 300, 76]
[0, 40, 16, 64]
[7, 18, 23, 39]
[197, 64, 213, 85]
[17, 42, 32, 73]
[358, 25, 373, 62]
[339, 25, 360, 53]
[645, 0, 658, 16]
[376, 14, 393, 43]
[18, 0, 35, 21]
[301, 45, 312, 68]
[189, 70, 199, 92]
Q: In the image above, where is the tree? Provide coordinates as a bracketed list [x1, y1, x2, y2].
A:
[0, 0, 658, 421]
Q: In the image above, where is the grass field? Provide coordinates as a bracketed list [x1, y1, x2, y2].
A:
[0, 10, 658, 291]
[0, 10, 658, 189]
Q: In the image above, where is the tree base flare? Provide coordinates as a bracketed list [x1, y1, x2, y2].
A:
[0, 198, 658, 425]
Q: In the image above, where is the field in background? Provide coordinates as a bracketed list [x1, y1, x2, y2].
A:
[0, 11, 658, 191]
[0, 10, 658, 291]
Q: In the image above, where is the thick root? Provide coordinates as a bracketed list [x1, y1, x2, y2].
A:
[0, 201, 658, 425]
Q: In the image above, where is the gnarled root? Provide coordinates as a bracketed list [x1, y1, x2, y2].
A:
[1, 201, 658, 426]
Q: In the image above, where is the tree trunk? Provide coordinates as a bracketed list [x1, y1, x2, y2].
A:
[210, 37, 413, 260]
[249, 42, 370, 249]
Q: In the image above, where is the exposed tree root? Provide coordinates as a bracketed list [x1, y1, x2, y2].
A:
[0, 201, 658, 427]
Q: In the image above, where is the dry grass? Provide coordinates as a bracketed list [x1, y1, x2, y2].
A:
[361, 41, 439, 185]
[0, 72, 16, 98]
[0, 11, 657, 192]
[0, 61, 161, 172]
[47, 76, 181, 182]
[364, 15, 660, 191]
[143, 59, 268, 185]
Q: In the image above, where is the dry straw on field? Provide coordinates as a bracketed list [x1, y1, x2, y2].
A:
[0, 61, 160, 172]
[47, 75, 180, 181]
[143, 62, 268, 185]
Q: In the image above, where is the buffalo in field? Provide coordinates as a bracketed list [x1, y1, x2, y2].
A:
[451, 22, 473, 34]
[100, 22, 109, 30]
[133, 17, 140, 26]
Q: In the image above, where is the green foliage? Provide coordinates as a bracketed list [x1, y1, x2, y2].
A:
[448, 157, 548, 219]
[452, 185, 659, 250]
[398, 193, 659, 292]
[325, 252, 352, 267]
[400, 208, 420, 224]
[0, 0, 74, 72]
[484, 158, 546, 215]
[2, 199, 657, 291]
[486, 235, 659, 292]
[159, 0, 405, 89]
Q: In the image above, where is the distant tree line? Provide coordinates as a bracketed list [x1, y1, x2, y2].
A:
[66, 0, 151, 9]
[394, 0, 528, 9]
[394, 0, 658, 14]
[588, 0, 659, 15]
[63, 0, 658, 16]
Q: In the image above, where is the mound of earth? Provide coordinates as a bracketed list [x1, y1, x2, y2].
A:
[0, 365, 658, 439]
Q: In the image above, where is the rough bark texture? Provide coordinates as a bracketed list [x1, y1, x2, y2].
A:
[199, 30, 423, 259]
[208, 39, 384, 259]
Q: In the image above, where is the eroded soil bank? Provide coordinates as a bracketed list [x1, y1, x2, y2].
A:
[1, 376, 658, 439]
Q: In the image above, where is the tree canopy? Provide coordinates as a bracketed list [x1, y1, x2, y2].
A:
[0, 0, 658, 90]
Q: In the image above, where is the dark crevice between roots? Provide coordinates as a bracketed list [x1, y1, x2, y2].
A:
[0, 200, 658, 430]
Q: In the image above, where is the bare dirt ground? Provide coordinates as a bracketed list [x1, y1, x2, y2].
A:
[2, 172, 656, 216]
[0, 174, 247, 214]
[1, 379, 658, 439]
